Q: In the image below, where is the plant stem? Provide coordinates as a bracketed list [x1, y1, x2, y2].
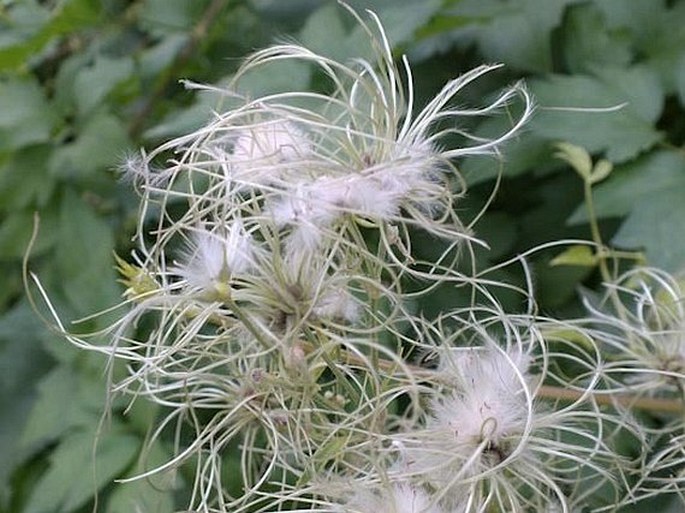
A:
[583, 180, 627, 321]
[538, 384, 683, 414]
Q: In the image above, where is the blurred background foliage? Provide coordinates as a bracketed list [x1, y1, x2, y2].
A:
[1, 0, 685, 511]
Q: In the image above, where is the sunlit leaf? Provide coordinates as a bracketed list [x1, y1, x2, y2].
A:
[550, 245, 598, 267]
[589, 159, 613, 185]
[554, 142, 592, 181]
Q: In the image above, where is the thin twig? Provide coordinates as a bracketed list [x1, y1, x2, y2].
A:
[538, 384, 684, 414]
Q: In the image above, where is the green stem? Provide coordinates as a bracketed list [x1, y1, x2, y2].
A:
[583, 180, 626, 321]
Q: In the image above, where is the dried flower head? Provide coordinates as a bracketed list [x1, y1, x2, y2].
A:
[586, 266, 685, 396]
[33, 4, 537, 513]
[393, 311, 630, 512]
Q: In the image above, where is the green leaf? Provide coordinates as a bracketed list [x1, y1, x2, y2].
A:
[568, 150, 683, 224]
[0, 77, 57, 151]
[0, 207, 58, 260]
[554, 142, 592, 181]
[0, 0, 100, 71]
[612, 185, 685, 272]
[550, 245, 597, 267]
[139, 0, 203, 36]
[233, 59, 312, 98]
[677, 53, 685, 108]
[20, 365, 105, 452]
[73, 56, 135, 117]
[301, 1, 442, 64]
[589, 159, 613, 185]
[473, 212, 517, 262]
[23, 426, 139, 513]
[541, 327, 595, 351]
[620, 1, 685, 94]
[559, 3, 632, 74]
[530, 66, 664, 162]
[366, 0, 443, 47]
[452, 0, 578, 73]
[0, 1, 51, 51]
[137, 33, 188, 80]
[55, 188, 120, 315]
[460, 118, 551, 186]
[106, 441, 175, 513]
[142, 86, 219, 140]
[0, 302, 53, 493]
[300, 3, 357, 62]
[0, 145, 56, 210]
[591, 1, 685, 92]
[49, 111, 129, 178]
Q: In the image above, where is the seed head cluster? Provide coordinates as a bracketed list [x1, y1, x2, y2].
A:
[37, 4, 685, 513]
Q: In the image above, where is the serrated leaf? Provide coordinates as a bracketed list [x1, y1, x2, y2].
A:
[55, 188, 120, 315]
[0, 77, 57, 151]
[453, 0, 578, 73]
[568, 150, 683, 224]
[0, 145, 56, 210]
[23, 426, 139, 513]
[530, 66, 664, 162]
[73, 56, 134, 116]
[619, 1, 685, 94]
[49, 111, 129, 177]
[20, 365, 105, 452]
[612, 185, 685, 272]
[0, 302, 53, 492]
[550, 245, 597, 267]
[560, 3, 632, 74]
[0, 0, 100, 71]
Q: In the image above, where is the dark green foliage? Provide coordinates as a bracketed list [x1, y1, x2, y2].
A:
[1, 0, 684, 510]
